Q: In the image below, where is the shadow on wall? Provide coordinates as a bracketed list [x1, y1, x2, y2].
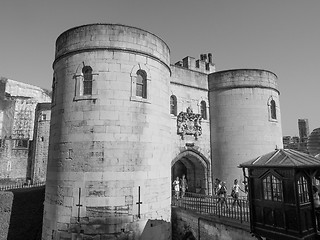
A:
[182, 231, 196, 240]
[7, 186, 45, 240]
[140, 219, 171, 240]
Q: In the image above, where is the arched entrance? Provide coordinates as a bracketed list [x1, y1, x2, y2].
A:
[171, 150, 211, 195]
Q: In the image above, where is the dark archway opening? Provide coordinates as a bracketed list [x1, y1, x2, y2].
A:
[172, 151, 210, 194]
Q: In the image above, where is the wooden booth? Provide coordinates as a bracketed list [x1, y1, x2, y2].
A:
[240, 149, 320, 240]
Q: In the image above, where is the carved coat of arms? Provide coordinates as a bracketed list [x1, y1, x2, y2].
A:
[177, 107, 202, 140]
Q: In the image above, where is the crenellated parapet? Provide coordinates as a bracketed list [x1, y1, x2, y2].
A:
[174, 53, 215, 74]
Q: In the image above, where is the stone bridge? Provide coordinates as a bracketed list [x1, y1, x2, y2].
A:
[171, 192, 257, 240]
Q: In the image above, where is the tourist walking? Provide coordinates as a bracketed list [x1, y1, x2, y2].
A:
[218, 181, 228, 208]
[231, 179, 244, 207]
[181, 174, 188, 198]
[214, 178, 221, 196]
[173, 176, 180, 199]
[214, 178, 221, 195]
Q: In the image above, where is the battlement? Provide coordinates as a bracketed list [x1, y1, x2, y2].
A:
[175, 53, 216, 74]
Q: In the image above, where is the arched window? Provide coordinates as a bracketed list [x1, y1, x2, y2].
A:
[170, 95, 177, 116]
[262, 174, 283, 202]
[82, 66, 93, 95]
[200, 101, 207, 120]
[270, 100, 276, 120]
[136, 69, 147, 98]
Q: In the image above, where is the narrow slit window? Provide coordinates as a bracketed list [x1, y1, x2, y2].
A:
[170, 95, 177, 116]
[52, 77, 56, 105]
[271, 100, 276, 120]
[200, 101, 207, 120]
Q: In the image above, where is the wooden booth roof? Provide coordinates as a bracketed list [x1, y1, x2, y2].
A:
[239, 149, 320, 169]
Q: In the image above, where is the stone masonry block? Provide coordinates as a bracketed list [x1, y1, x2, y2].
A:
[85, 196, 125, 207]
[99, 111, 119, 121]
[56, 205, 72, 216]
[64, 196, 74, 206]
[120, 63, 134, 73]
[108, 63, 121, 72]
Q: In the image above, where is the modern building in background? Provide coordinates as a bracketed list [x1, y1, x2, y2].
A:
[283, 119, 310, 153]
[298, 118, 309, 143]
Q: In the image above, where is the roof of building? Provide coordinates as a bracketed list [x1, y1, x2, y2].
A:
[239, 149, 320, 169]
[36, 102, 51, 111]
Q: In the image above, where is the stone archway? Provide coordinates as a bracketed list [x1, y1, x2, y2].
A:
[171, 150, 211, 195]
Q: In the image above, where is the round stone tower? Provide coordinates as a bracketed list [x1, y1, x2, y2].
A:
[208, 69, 283, 189]
[42, 24, 171, 239]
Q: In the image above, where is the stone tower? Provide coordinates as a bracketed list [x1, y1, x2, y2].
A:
[208, 69, 283, 188]
[42, 24, 172, 239]
[30, 102, 51, 183]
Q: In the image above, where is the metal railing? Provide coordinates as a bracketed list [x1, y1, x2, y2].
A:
[172, 191, 250, 223]
[0, 181, 46, 191]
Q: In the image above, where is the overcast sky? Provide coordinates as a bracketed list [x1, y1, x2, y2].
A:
[0, 0, 319, 136]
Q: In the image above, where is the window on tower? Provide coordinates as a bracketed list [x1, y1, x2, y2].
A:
[82, 66, 93, 95]
[271, 100, 276, 120]
[170, 95, 177, 116]
[73, 64, 97, 101]
[136, 69, 147, 98]
[268, 97, 278, 122]
[200, 100, 207, 120]
[130, 65, 151, 103]
[52, 76, 56, 106]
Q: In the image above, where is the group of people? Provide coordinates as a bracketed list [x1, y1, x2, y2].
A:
[173, 174, 248, 206]
[172, 174, 188, 199]
[214, 178, 247, 208]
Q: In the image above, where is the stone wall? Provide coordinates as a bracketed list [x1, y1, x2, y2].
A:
[0, 77, 51, 182]
[30, 103, 51, 182]
[172, 207, 255, 240]
[169, 65, 212, 194]
[0, 139, 29, 180]
[0, 77, 51, 139]
[11, 99, 38, 139]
